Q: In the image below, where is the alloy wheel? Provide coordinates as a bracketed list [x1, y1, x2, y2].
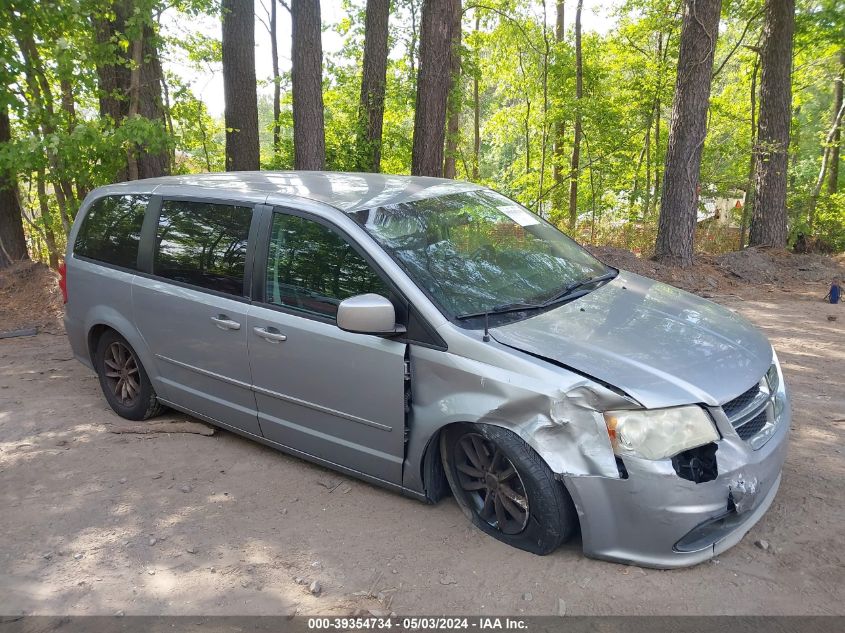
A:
[454, 433, 530, 534]
[103, 341, 140, 406]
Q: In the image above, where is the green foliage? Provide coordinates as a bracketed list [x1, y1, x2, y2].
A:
[813, 194, 845, 251]
[168, 75, 225, 172]
[1, 0, 844, 269]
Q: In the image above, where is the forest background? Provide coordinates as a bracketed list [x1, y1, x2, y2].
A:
[0, 0, 842, 271]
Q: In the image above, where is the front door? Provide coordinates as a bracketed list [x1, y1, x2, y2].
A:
[132, 198, 261, 436]
[247, 210, 407, 484]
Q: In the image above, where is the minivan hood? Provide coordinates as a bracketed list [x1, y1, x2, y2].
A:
[491, 271, 772, 409]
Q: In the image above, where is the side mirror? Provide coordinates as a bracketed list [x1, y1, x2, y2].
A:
[337, 294, 406, 335]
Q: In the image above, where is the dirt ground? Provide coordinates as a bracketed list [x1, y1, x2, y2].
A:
[1, 253, 844, 616]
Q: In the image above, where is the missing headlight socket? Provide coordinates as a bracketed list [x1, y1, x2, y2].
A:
[671, 444, 718, 483]
[615, 457, 629, 479]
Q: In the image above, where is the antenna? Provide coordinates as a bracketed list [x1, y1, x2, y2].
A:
[483, 312, 490, 342]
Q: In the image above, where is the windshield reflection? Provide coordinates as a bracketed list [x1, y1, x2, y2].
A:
[348, 190, 610, 321]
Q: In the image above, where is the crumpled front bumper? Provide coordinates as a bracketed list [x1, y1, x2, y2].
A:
[563, 396, 791, 569]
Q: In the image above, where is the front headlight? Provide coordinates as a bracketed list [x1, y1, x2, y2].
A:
[603, 406, 719, 461]
[768, 349, 787, 418]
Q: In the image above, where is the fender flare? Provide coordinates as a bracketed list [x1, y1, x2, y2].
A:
[84, 307, 165, 398]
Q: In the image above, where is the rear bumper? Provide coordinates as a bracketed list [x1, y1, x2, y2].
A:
[564, 397, 790, 569]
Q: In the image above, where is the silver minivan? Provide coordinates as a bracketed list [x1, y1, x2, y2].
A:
[63, 171, 790, 568]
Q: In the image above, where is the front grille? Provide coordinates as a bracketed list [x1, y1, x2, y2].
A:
[720, 363, 781, 448]
[722, 383, 762, 419]
[734, 410, 768, 440]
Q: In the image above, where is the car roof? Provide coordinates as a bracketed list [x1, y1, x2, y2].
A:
[95, 171, 484, 213]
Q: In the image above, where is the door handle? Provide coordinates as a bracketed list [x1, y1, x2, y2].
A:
[253, 326, 287, 343]
[210, 315, 241, 330]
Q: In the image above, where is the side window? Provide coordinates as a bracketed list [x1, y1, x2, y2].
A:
[154, 200, 252, 296]
[74, 195, 148, 269]
[266, 213, 391, 319]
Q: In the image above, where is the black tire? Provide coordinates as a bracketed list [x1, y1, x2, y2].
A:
[94, 330, 163, 421]
[441, 423, 577, 555]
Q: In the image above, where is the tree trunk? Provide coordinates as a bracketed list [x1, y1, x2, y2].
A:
[652, 32, 665, 217]
[222, 0, 261, 171]
[138, 25, 170, 178]
[555, 1, 564, 50]
[57, 58, 82, 195]
[94, 13, 128, 182]
[356, 0, 390, 172]
[653, 99, 661, 216]
[535, 1, 552, 212]
[292, 0, 326, 170]
[630, 126, 651, 222]
[35, 168, 59, 269]
[408, 0, 419, 85]
[749, 0, 795, 248]
[412, 0, 457, 177]
[828, 50, 844, 194]
[0, 106, 29, 268]
[740, 50, 761, 250]
[567, 0, 583, 230]
[653, 0, 722, 266]
[160, 64, 177, 170]
[443, 0, 462, 179]
[552, 0, 565, 214]
[472, 13, 480, 180]
[127, 36, 143, 181]
[94, 3, 131, 124]
[642, 117, 652, 218]
[271, 0, 282, 155]
[60, 78, 76, 132]
[94, 3, 170, 180]
[524, 95, 531, 173]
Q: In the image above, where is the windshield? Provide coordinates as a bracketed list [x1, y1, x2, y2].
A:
[347, 190, 611, 321]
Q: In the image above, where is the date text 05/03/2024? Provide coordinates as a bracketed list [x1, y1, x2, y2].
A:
[307, 617, 529, 630]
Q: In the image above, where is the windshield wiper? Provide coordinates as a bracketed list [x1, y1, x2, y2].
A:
[455, 270, 617, 322]
[456, 301, 545, 321]
[539, 270, 617, 308]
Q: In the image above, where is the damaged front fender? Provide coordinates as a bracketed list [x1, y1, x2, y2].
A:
[402, 342, 638, 497]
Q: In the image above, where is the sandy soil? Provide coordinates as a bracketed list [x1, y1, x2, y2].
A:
[1, 272, 844, 616]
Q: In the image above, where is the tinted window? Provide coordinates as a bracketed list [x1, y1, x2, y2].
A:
[266, 213, 390, 318]
[154, 200, 252, 296]
[74, 195, 148, 268]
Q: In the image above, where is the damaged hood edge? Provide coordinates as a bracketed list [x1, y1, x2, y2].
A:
[489, 271, 773, 410]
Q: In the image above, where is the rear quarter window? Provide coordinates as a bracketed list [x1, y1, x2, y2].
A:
[74, 195, 149, 269]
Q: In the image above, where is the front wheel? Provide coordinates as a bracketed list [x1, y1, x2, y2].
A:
[441, 423, 577, 555]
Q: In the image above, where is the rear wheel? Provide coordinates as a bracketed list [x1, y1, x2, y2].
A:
[94, 330, 163, 421]
[441, 423, 577, 555]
